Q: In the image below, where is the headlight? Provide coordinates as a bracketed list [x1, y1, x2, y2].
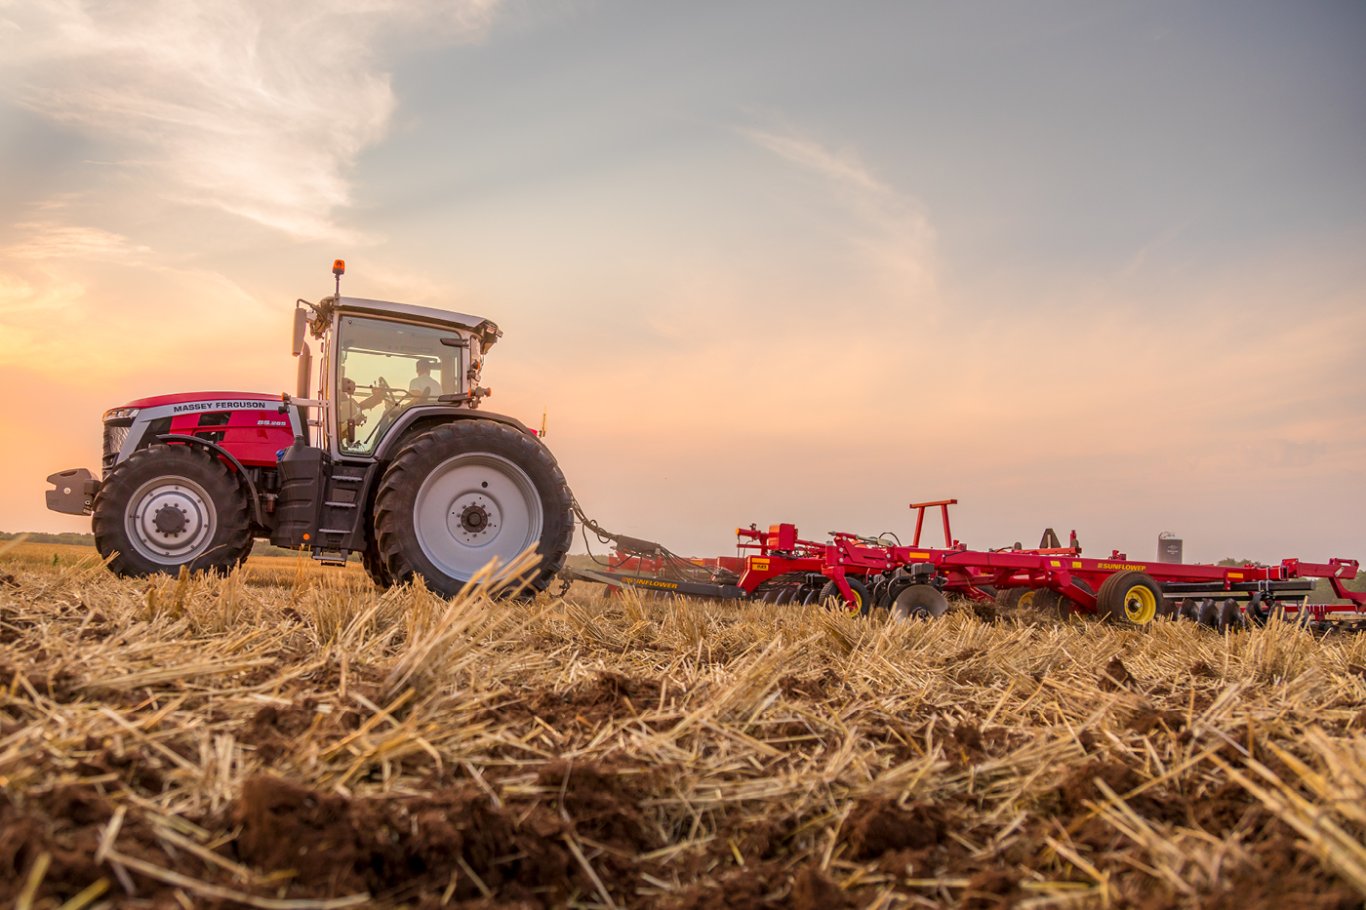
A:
[102, 407, 140, 422]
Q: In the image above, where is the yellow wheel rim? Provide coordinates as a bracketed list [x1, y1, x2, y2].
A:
[1122, 585, 1158, 624]
[847, 591, 863, 614]
[1019, 590, 1037, 609]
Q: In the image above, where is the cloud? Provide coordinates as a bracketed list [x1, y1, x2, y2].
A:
[744, 129, 890, 195]
[743, 126, 938, 311]
[0, 0, 501, 238]
[1, 221, 149, 264]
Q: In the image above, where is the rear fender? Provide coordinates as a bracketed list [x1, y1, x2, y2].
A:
[373, 407, 534, 461]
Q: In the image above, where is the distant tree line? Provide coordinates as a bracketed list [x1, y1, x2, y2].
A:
[0, 531, 345, 561]
[0, 531, 95, 545]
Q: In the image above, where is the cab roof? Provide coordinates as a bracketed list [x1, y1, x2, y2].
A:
[335, 296, 502, 348]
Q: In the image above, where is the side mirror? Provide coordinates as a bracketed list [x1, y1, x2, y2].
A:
[292, 308, 309, 356]
[296, 342, 312, 399]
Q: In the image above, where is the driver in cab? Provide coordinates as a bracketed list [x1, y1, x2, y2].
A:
[409, 359, 441, 401]
[338, 377, 384, 446]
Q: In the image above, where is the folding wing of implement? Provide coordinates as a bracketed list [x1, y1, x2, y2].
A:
[567, 499, 1366, 631]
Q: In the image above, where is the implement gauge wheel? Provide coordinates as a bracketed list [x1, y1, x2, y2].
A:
[1006, 587, 1072, 619]
[373, 420, 573, 598]
[93, 444, 252, 577]
[1097, 571, 1163, 626]
[819, 578, 872, 616]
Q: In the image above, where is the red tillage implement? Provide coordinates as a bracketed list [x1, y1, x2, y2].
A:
[569, 499, 1366, 630]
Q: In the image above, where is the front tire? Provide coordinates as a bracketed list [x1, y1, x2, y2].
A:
[373, 421, 573, 598]
[93, 444, 253, 577]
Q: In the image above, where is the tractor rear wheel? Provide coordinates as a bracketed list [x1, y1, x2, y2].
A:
[93, 444, 252, 577]
[361, 535, 393, 588]
[891, 584, 949, 619]
[373, 421, 573, 598]
[1097, 571, 1163, 626]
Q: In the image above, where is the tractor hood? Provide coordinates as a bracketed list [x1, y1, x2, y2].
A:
[119, 392, 282, 411]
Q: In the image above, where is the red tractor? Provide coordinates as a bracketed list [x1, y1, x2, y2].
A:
[46, 261, 574, 597]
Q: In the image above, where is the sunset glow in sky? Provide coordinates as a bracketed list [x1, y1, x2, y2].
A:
[2, 1, 1363, 563]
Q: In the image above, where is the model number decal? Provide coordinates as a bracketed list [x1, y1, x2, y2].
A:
[750, 558, 770, 571]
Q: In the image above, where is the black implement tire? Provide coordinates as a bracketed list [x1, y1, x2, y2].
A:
[1000, 587, 1028, 610]
[373, 421, 573, 598]
[818, 578, 872, 616]
[93, 444, 252, 577]
[1015, 588, 1052, 611]
[1010, 587, 1069, 618]
[1097, 571, 1163, 626]
[891, 584, 949, 619]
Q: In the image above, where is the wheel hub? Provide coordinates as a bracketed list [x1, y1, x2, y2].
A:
[459, 503, 490, 533]
[446, 492, 502, 545]
[152, 504, 188, 536]
[127, 481, 215, 562]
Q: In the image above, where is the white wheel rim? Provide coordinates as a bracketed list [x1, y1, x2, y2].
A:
[412, 452, 543, 582]
[125, 476, 217, 564]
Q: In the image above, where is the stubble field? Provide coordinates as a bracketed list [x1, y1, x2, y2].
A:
[1, 540, 1364, 909]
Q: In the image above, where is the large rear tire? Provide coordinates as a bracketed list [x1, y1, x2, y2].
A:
[93, 444, 252, 577]
[361, 535, 393, 588]
[373, 421, 573, 598]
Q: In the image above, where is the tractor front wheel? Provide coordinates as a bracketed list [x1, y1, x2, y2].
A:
[373, 421, 573, 598]
[93, 444, 253, 577]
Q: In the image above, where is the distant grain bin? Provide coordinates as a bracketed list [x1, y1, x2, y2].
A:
[1157, 531, 1183, 564]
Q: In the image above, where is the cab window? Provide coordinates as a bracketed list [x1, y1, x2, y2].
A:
[335, 316, 463, 454]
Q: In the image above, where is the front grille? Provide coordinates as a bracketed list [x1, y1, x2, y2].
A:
[102, 423, 129, 473]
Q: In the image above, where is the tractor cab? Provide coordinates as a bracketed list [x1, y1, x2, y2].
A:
[293, 295, 502, 457]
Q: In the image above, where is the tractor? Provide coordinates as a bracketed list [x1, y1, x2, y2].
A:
[45, 261, 574, 597]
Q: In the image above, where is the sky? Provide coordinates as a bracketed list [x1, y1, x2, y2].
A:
[1, 0, 1363, 564]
